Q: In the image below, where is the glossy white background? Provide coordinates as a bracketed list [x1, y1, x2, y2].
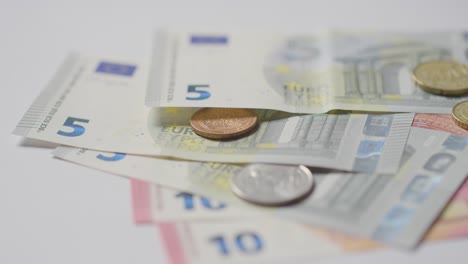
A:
[1, 0, 467, 263]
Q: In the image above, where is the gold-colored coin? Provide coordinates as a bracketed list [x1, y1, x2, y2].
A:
[413, 60, 468, 96]
[190, 108, 258, 140]
[452, 100, 468, 130]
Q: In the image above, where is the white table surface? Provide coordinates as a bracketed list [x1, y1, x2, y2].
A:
[1, 1, 467, 263]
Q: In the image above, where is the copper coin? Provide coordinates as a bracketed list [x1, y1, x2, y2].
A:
[190, 108, 258, 139]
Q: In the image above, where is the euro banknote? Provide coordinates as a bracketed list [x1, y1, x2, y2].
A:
[53, 127, 468, 248]
[13, 53, 413, 173]
[130, 178, 254, 223]
[129, 179, 468, 264]
[156, 219, 362, 264]
[146, 29, 468, 113]
[130, 180, 377, 264]
[131, 178, 468, 241]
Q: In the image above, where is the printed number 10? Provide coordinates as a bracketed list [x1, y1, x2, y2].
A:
[175, 192, 225, 210]
[210, 233, 263, 256]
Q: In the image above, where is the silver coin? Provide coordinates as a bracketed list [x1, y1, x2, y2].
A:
[230, 164, 314, 206]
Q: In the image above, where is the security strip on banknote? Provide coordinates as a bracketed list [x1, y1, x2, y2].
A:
[13, 53, 413, 173]
[53, 127, 468, 248]
[147, 29, 468, 113]
[129, 179, 468, 264]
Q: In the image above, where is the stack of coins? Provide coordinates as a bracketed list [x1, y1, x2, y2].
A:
[413, 60, 468, 130]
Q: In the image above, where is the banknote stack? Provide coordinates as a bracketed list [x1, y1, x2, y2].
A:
[13, 29, 468, 263]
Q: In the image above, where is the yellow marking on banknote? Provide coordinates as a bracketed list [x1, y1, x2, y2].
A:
[214, 177, 230, 189]
[383, 94, 401, 100]
[440, 202, 468, 219]
[206, 162, 223, 169]
[257, 143, 278, 149]
[275, 65, 289, 73]
[343, 98, 364, 104]
[285, 81, 304, 91]
[180, 137, 205, 152]
[310, 96, 323, 104]
[163, 107, 180, 114]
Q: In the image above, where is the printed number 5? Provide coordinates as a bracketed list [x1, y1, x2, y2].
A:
[96, 153, 126, 161]
[210, 232, 263, 255]
[57, 117, 90, 137]
[186, 85, 210, 100]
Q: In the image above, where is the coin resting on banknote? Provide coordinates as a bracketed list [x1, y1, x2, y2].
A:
[189, 108, 258, 140]
[13, 49, 468, 250]
[230, 164, 314, 206]
[452, 100, 468, 129]
[413, 60, 468, 96]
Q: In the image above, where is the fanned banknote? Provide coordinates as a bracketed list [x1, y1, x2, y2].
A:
[13, 53, 413, 173]
[148, 108, 413, 173]
[131, 178, 468, 240]
[53, 127, 468, 248]
[146, 29, 468, 113]
[130, 179, 468, 264]
[131, 179, 254, 223]
[156, 219, 355, 264]
[131, 180, 378, 264]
